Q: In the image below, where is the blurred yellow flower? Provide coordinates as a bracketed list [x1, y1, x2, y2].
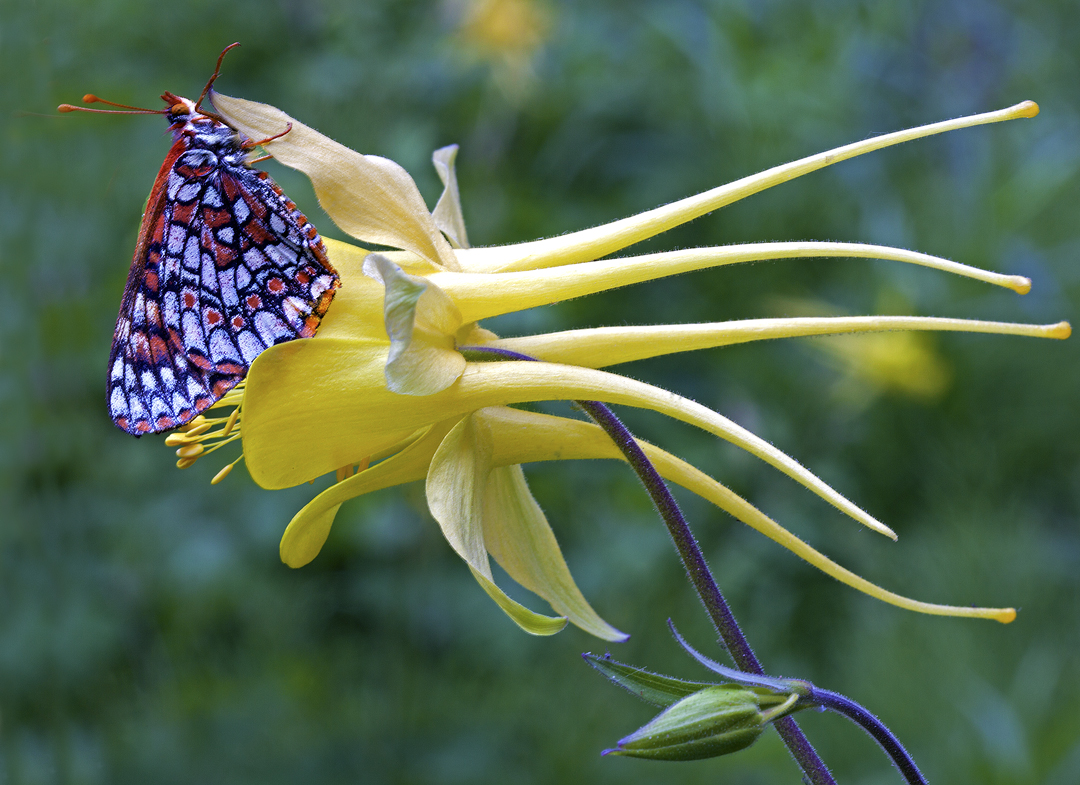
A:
[169, 93, 1068, 638]
[773, 296, 952, 404]
[454, 0, 552, 97]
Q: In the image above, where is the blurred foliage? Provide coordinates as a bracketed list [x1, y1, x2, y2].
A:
[2, 1, 1079, 783]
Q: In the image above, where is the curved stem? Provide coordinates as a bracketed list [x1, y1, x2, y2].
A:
[667, 620, 928, 785]
[812, 688, 927, 785]
[461, 345, 836, 785]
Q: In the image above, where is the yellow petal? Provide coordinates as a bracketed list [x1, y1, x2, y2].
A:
[455, 102, 1039, 273]
[309, 239, 386, 342]
[478, 407, 1014, 623]
[482, 462, 628, 640]
[426, 414, 567, 635]
[243, 338, 417, 488]
[278, 424, 451, 567]
[365, 254, 466, 394]
[439, 242, 1032, 324]
[482, 317, 1072, 370]
[211, 92, 459, 271]
[242, 340, 890, 538]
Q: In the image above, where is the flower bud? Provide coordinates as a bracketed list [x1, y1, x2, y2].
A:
[603, 685, 797, 761]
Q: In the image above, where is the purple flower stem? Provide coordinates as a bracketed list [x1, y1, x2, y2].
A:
[810, 689, 926, 785]
[460, 346, 836, 785]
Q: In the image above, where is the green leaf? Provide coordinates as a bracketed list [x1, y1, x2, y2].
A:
[583, 653, 714, 707]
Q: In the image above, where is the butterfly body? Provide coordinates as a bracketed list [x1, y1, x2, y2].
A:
[108, 93, 339, 435]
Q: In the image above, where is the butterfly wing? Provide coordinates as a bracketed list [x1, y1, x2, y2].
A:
[108, 141, 339, 435]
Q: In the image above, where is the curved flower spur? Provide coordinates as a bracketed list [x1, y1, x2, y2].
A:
[171, 92, 1068, 639]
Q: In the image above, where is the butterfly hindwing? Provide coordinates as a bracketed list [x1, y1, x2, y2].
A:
[107, 110, 339, 436]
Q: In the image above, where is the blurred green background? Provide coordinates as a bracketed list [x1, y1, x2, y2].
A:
[3, 1, 1078, 783]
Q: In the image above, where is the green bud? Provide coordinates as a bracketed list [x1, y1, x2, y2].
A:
[603, 685, 799, 761]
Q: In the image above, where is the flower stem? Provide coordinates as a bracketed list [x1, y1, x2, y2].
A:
[460, 345, 835, 784]
[810, 688, 927, 785]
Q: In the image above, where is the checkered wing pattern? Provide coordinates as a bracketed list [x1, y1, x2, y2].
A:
[108, 116, 339, 435]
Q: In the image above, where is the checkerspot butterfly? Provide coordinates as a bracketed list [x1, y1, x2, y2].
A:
[61, 44, 340, 436]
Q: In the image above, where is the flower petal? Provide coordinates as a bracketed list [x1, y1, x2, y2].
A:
[426, 414, 567, 635]
[309, 239, 387, 342]
[478, 407, 1015, 623]
[365, 254, 466, 395]
[482, 461, 628, 641]
[481, 317, 1071, 370]
[211, 92, 459, 271]
[243, 340, 891, 538]
[455, 102, 1038, 273]
[432, 145, 470, 249]
[278, 424, 450, 567]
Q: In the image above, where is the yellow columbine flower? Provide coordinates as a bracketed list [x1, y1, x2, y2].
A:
[173, 93, 1069, 641]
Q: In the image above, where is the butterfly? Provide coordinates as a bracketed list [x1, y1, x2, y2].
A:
[61, 44, 340, 436]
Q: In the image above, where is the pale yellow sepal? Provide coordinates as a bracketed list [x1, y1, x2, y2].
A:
[482, 462, 628, 641]
[432, 144, 470, 249]
[365, 254, 467, 395]
[211, 92, 459, 271]
[426, 414, 568, 636]
[469, 567, 569, 636]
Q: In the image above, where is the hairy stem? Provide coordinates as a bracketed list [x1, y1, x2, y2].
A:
[461, 345, 835, 784]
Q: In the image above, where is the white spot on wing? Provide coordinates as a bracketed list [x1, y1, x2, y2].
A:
[237, 330, 265, 364]
[255, 310, 291, 344]
[184, 234, 201, 271]
[176, 181, 201, 202]
[110, 385, 128, 416]
[181, 309, 208, 354]
[218, 265, 239, 308]
[208, 328, 241, 364]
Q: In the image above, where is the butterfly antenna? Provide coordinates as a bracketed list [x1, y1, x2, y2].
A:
[58, 95, 165, 115]
[195, 42, 241, 113]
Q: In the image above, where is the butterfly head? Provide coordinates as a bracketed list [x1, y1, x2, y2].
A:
[161, 92, 199, 122]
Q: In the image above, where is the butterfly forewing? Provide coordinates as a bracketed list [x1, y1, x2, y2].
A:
[108, 110, 339, 435]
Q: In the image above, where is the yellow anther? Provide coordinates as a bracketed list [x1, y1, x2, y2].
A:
[185, 421, 213, 437]
[176, 457, 197, 470]
[335, 464, 355, 483]
[165, 433, 191, 446]
[220, 407, 241, 439]
[179, 415, 208, 432]
[176, 443, 205, 460]
[211, 460, 237, 485]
